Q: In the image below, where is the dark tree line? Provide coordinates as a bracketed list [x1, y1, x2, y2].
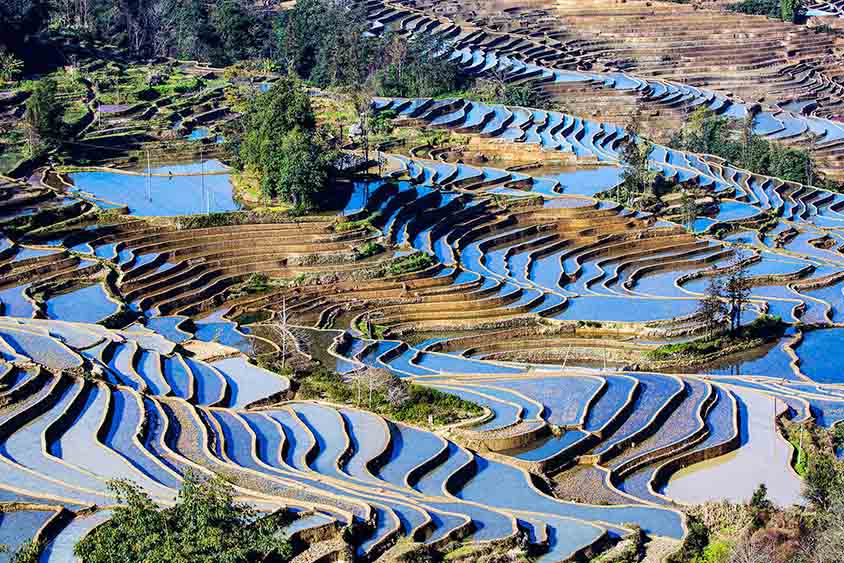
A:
[275, 0, 466, 97]
[3, 0, 467, 98]
[1, 0, 273, 68]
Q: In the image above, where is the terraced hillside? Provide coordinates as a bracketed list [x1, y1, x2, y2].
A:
[3, 88, 844, 559]
[0, 109, 841, 560]
[356, 0, 844, 178]
[5, 1, 844, 561]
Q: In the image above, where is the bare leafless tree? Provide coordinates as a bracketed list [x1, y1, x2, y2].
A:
[730, 534, 777, 563]
[344, 368, 407, 408]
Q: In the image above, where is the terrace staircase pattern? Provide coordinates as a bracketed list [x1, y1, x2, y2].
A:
[357, 0, 844, 178]
[7, 7, 844, 555]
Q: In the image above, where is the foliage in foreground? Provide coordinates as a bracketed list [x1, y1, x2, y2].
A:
[669, 434, 844, 563]
[74, 473, 292, 563]
[0, 538, 41, 563]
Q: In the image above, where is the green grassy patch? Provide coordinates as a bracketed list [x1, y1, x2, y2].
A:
[789, 437, 809, 477]
[647, 315, 785, 361]
[335, 211, 381, 233]
[231, 170, 264, 202]
[152, 74, 205, 96]
[355, 241, 384, 259]
[354, 317, 387, 339]
[647, 338, 723, 361]
[387, 252, 434, 276]
[63, 100, 89, 125]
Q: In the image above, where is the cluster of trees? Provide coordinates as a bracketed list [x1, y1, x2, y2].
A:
[233, 75, 336, 208]
[617, 111, 657, 208]
[727, 0, 805, 22]
[297, 366, 483, 427]
[1, 0, 273, 67]
[697, 257, 752, 338]
[0, 0, 47, 55]
[275, 0, 466, 98]
[276, 0, 547, 103]
[74, 472, 292, 562]
[670, 107, 823, 188]
[23, 77, 67, 156]
[3, 0, 474, 99]
[470, 71, 548, 109]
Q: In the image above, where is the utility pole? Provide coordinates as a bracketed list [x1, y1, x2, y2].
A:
[281, 295, 287, 370]
[146, 149, 152, 202]
[562, 343, 572, 370]
[369, 369, 373, 408]
[200, 145, 207, 214]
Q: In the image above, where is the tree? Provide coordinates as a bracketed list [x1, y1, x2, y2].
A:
[833, 424, 844, 452]
[74, 472, 292, 563]
[0, 0, 49, 56]
[672, 105, 824, 187]
[0, 49, 23, 83]
[348, 88, 375, 162]
[729, 533, 777, 563]
[697, 277, 728, 338]
[750, 484, 772, 511]
[274, 0, 343, 81]
[24, 77, 64, 154]
[812, 494, 844, 563]
[210, 0, 264, 65]
[7, 539, 40, 563]
[806, 132, 820, 187]
[471, 70, 547, 108]
[781, 0, 804, 22]
[308, 2, 381, 88]
[345, 367, 408, 409]
[618, 109, 655, 208]
[769, 144, 813, 185]
[804, 454, 841, 512]
[237, 74, 334, 207]
[271, 128, 332, 208]
[373, 33, 465, 98]
[724, 259, 752, 335]
[680, 189, 698, 230]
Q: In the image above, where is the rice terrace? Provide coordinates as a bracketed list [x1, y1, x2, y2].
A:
[2, 0, 844, 561]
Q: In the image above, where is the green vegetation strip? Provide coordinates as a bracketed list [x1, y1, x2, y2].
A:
[297, 368, 483, 427]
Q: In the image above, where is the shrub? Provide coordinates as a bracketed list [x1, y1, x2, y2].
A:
[726, 0, 782, 19]
[296, 368, 482, 426]
[356, 241, 384, 259]
[335, 211, 381, 233]
[244, 273, 269, 294]
[387, 252, 435, 276]
[668, 516, 709, 562]
[647, 338, 722, 361]
[74, 473, 292, 562]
